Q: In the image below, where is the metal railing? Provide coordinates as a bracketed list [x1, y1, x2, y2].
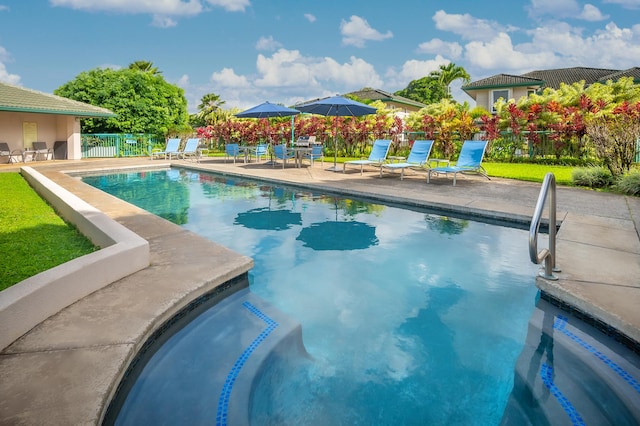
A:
[529, 172, 560, 280]
[81, 134, 163, 158]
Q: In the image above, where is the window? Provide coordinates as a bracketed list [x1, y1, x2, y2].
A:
[491, 89, 509, 112]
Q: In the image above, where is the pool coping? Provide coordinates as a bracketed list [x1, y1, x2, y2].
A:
[0, 157, 638, 425]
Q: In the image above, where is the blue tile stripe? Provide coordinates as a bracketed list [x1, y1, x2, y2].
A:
[540, 363, 585, 426]
[554, 315, 640, 395]
[215, 301, 279, 426]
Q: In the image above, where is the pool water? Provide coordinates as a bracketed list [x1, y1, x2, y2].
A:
[84, 168, 543, 425]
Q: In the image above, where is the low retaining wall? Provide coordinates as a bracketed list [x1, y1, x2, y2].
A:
[0, 167, 150, 350]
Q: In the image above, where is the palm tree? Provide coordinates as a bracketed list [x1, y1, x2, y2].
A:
[128, 60, 161, 75]
[197, 93, 226, 126]
[429, 63, 471, 98]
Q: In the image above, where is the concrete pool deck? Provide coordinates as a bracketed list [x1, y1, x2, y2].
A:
[0, 157, 639, 424]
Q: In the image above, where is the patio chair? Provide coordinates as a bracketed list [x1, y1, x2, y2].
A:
[179, 138, 202, 162]
[0, 142, 22, 163]
[272, 144, 295, 168]
[32, 142, 52, 161]
[152, 138, 181, 160]
[224, 143, 240, 163]
[343, 139, 392, 175]
[250, 143, 269, 162]
[301, 144, 324, 167]
[427, 140, 490, 186]
[380, 140, 434, 180]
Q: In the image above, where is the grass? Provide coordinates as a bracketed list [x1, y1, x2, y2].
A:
[0, 173, 97, 290]
[0, 161, 588, 291]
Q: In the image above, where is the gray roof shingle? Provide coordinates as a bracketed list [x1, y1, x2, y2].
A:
[0, 82, 115, 117]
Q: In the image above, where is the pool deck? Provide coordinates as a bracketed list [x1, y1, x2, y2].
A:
[1, 157, 639, 425]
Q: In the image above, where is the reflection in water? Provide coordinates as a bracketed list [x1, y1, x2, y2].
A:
[425, 214, 469, 235]
[296, 220, 378, 251]
[235, 208, 302, 230]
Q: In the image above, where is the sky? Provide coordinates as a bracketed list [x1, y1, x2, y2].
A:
[0, 0, 639, 113]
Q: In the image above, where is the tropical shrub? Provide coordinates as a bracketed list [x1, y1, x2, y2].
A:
[571, 166, 614, 188]
[616, 170, 640, 196]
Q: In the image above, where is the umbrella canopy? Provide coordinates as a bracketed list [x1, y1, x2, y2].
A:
[235, 101, 300, 118]
[235, 207, 302, 231]
[296, 221, 378, 251]
[295, 96, 377, 170]
[296, 95, 377, 117]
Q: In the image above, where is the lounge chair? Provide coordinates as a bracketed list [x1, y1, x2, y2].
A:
[427, 140, 490, 186]
[32, 142, 52, 161]
[152, 138, 181, 160]
[225, 143, 240, 163]
[179, 138, 202, 162]
[0, 142, 22, 163]
[343, 139, 392, 175]
[301, 143, 324, 167]
[272, 144, 295, 168]
[250, 143, 269, 162]
[380, 140, 434, 180]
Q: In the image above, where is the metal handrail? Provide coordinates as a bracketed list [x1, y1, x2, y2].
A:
[529, 172, 560, 280]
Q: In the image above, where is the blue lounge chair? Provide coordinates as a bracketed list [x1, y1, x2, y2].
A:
[152, 138, 181, 160]
[224, 143, 240, 163]
[272, 144, 295, 168]
[427, 140, 490, 186]
[250, 143, 269, 162]
[179, 138, 202, 162]
[343, 139, 392, 175]
[380, 140, 434, 180]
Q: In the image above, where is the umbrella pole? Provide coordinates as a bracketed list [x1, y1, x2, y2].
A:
[326, 116, 340, 172]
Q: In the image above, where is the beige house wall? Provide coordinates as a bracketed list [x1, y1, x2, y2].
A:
[0, 112, 81, 160]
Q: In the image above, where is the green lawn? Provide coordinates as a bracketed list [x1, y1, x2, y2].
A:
[0, 173, 97, 290]
[483, 162, 575, 185]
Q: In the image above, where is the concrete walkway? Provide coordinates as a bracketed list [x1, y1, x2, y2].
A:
[0, 157, 639, 424]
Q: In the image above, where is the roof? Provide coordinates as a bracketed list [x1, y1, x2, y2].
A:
[0, 82, 115, 117]
[462, 67, 639, 92]
[462, 74, 545, 91]
[346, 87, 427, 109]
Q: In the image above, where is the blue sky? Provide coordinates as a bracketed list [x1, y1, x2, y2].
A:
[1, 0, 639, 112]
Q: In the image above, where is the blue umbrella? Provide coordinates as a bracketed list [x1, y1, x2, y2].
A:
[235, 101, 300, 118]
[296, 96, 377, 171]
[236, 101, 300, 145]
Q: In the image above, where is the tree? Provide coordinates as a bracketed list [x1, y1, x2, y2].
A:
[395, 76, 447, 105]
[195, 93, 226, 126]
[55, 66, 189, 136]
[429, 63, 471, 98]
[128, 60, 161, 75]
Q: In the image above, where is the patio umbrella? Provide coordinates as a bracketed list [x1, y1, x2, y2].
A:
[235, 207, 302, 230]
[295, 95, 377, 171]
[236, 101, 300, 145]
[296, 220, 378, 250]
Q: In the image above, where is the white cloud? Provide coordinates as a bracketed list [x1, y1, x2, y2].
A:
[210, 67, 250, 88]
[432, 10, 512, 42]
[417, 38, 462, 59]
[304, 13, 316, 23]
[385, 55, 451, 90]
[151, 15, 177, 28]
[578, 4, 609, 21]
[0, 5, 9, 12]
[255, 36, 282, 51]
[0, 46, 21, 85]
[464, 32, 560, 71]
[340, 15, 393, 48]
[50, 0, 203, 15]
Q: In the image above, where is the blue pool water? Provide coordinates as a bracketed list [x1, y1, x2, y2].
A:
[84, 168, 543, 424]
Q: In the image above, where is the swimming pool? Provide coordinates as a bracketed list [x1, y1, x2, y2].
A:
[82, 168, 638, 425]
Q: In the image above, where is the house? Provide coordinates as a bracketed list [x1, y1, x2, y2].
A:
[346, 87, 427, 116]
[0, 82, 115, 161]
[462, 67, 640, 112]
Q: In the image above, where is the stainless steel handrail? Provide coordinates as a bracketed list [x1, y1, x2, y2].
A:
[529, 172, 560, 280]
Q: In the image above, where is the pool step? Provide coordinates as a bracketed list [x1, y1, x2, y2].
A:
[501, 299, 640, 425]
